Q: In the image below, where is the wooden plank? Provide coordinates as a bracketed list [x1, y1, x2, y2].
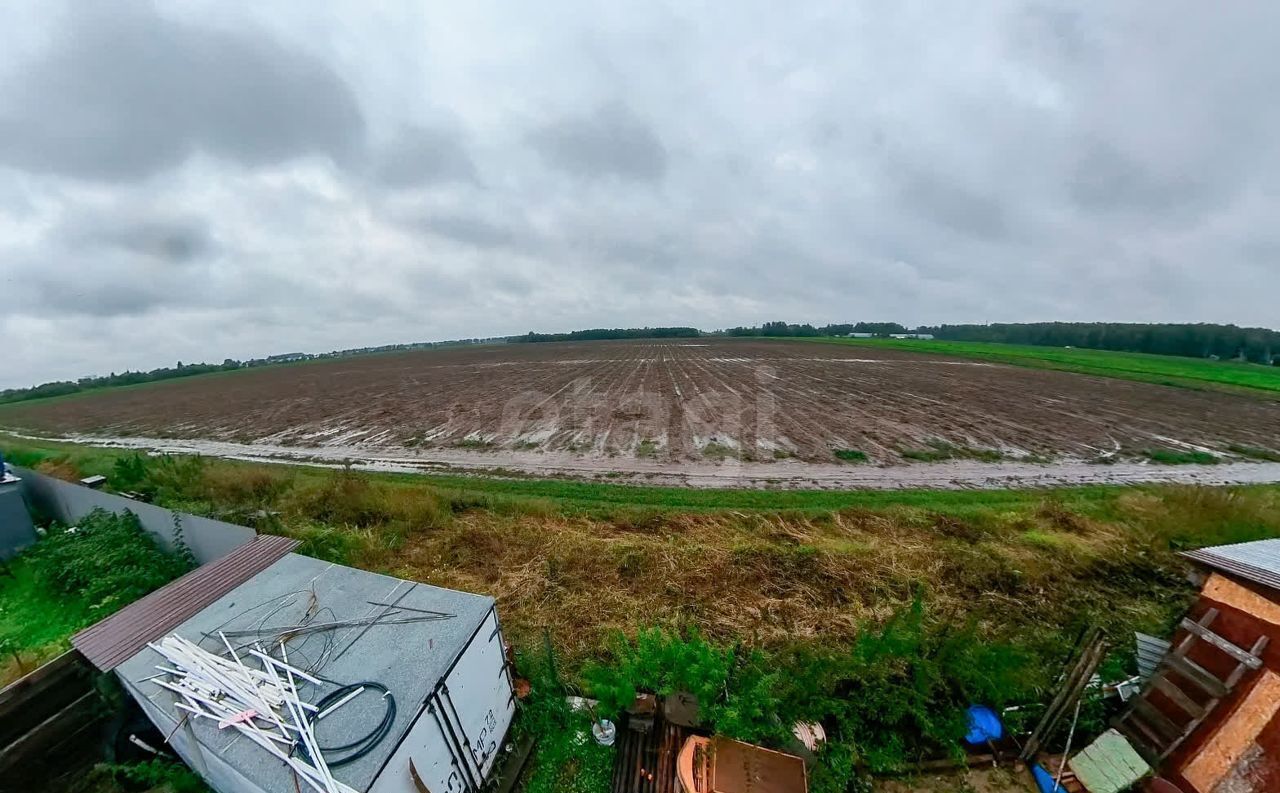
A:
[0, 691, 102, 772]
[1073, 744, 1125, 792]
[1069, 730, 1151, 793]
[1180, 618, 1264, 669]
[1164, 654, 1229, 698]
[1224, 636, 1270, 688]
[0, 715, 108, 792]
[1151, 675, 1206, 718]
[1021, 628, 1108, 760]
[0, 651, 92, 745]
[1113, 719, 1161, 767]
[1169, 608, 1218, 660]
[0, 651, 83, 704]
[0, 655, 96, 752]
[1160, 636, 1273, 761]
[1132, 699, 1183, 744]
[1124, 709, 1170, 753]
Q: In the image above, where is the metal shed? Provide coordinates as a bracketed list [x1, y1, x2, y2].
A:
[109, 552, 515, 793]
[0, 466, 37, 560]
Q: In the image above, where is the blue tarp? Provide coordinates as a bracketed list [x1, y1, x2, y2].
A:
[964, 704, 1003, 745]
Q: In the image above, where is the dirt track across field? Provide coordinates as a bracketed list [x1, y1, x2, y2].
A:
[4, 338, 1280, 489]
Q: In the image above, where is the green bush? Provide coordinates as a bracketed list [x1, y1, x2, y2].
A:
[583, 595, 1039, 776]
[825, 595, 1034, 770]
[26, 509, 192, 613]
[583, 627, 731, 720]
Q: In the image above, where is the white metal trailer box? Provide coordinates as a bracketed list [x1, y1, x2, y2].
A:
[113, 553, 516, 793]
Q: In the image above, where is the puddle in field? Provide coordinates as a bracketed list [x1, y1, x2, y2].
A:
[11, 430, 1280, 491]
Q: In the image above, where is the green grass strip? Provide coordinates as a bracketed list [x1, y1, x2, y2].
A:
[796, 337, 1280, 395]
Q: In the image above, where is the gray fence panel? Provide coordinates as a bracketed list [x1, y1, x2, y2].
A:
[13, 467, 254, 564]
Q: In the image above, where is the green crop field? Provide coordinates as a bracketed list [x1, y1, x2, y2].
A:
[801, 337, 1280, 395]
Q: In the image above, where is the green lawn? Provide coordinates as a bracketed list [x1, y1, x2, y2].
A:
[0, 555, 96, 680]
[799, 337, 1280, 395]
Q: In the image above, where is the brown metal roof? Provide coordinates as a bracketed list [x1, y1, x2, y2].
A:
[1182, 538, 1280, 594]
[72, 534, 299, 671]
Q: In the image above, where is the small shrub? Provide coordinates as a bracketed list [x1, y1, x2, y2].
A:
[296, 467, 451, 531]
[199, 465, 291, 506]
[900, 440, 1003, 463]
[1144, 448, 1218, 465]
[930, 513, 987, 543]
[1036, 498, 1089, 533]
[1227, 444, 1280, 462]
[584, 627, 731, 719]
[808, 742, 868, 793]
[701, 442, 737, 461]
[282, 523, 376, 566]
[112, 453, 207, 501]
[833, 449, 868, 463]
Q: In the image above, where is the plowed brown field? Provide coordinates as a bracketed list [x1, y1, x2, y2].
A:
[3, 339, 1279, 468]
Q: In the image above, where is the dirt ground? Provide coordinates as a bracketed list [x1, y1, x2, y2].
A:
[4, 338, 1279, 473]
[876, 765, 1036, 792]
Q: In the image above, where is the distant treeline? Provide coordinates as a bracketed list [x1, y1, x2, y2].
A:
[513, 327, 701, 343]
[922, 323, 1279, 364]
[721, 321, 908, 338]
[0, 360, 247, 404]
[0, 336, 505, 405]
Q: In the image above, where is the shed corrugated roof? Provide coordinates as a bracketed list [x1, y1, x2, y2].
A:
[1182, 538, 1280, 593]
[72, 533, 299, 671]
[1134, 632, 1171, 680]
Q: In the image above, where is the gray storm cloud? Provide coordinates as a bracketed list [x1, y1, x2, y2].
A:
[0, 2, 364, 181]
[530, 104, 668, 182]
[1, 0, 1279, 389]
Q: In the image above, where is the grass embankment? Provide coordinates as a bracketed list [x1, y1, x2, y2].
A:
[7, 437, 1280, 787]
[0, 433, 1121, 514]
[10, 439, 1280, 665]
[6, 438, 1275, 664]
[801, 337, 1280, 395]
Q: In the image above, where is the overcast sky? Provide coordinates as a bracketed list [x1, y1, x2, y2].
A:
[2, 1, 1278, 388]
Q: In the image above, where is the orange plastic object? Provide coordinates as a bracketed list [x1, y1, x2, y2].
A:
[677, 736, 807, 793]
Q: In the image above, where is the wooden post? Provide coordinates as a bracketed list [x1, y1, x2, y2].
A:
[1020, 627, 1108, 761]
